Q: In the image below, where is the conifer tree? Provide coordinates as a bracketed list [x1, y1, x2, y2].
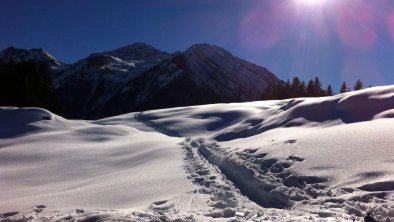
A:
[0, 60, 62, 114]
[354, 79, 363, 91]
[326, 84, 333, 96]
[290, 77, 301, 98]
[307, 79, 315, 96]
[314, 77, 322, 96]
[300, 81, 306, 97]
[340, 81, 348, 93]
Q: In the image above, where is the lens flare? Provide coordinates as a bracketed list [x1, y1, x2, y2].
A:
[300, 0, 320, 5]
[296, 0, 328, 7]
[335, 1, 378, 49]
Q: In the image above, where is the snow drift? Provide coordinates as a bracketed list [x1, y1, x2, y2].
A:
[0, 107, 194, 213]
[1, 85, 394, 221]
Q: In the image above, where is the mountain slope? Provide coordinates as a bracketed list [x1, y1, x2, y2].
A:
[0, 43, 280, 119]
[51, 43, 171, 119]
[0, 47, 64, 69]
[101, 44, 280, 117]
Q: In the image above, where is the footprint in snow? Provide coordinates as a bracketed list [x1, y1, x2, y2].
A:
[34, 204, 46, 213]
[244, 149, 258, 154]
[285, 139, 297, 144]
[1, 211, 19, 218]
[254, 153, 268, 159]
[288, 155, 304, 162]
[153, 200, 168, 205]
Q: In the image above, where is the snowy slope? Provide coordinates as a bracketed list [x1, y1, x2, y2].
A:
[1, 86, 394, 221]
[0, 107, 195, 214]
[101, 85, 394, 221]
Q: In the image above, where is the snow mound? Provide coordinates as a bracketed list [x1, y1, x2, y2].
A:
[214, 85, 394, 141]
[0, 108, 194, 212]
[2, 85, 394, 221]
[126, 85, 394, 141]
[0, 107, 55, 138]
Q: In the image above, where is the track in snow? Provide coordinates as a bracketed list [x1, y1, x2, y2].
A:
[134, 112, 356, 221]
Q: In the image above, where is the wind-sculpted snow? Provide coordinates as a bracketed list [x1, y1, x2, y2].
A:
[0, 108, 195, 213]
[132, 85, 394, 141]
[2, 85, 394, 221]
[0, 107, 73, 138]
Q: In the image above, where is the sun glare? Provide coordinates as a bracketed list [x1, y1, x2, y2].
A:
[296, 0, 327, 7]
[302, 0, 320, 5]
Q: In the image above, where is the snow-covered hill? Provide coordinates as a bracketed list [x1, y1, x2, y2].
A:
[1, 86, 394, 221]
[0, 43, 280, 119]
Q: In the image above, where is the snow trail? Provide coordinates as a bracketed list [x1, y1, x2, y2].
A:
[134, 111, 358, 221]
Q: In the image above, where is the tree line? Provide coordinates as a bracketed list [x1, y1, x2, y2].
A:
[0, 58, 371, 115]
[263, 76, 367, 100]
[0, 60, 62, 114]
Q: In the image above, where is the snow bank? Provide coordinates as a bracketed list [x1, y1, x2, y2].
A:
[213, 85, 394, 141]
[2, 85, 394, 221]
[0, 107, 69, 138]
[0, 107, 195, 212]
[130, 86, 394, 142]
[106, 85, 394, 220]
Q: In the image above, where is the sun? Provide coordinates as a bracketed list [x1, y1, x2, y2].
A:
[296, 0, 326, 7]
[301, 0, 319, 4]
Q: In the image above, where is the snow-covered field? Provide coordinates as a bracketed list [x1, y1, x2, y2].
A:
[1, 86, 394, 221]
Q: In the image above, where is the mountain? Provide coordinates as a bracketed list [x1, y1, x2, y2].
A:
[0, 47, 64, 69]
[102, 44, 279, 117]
[53, 42, 170, 119]
[0, 43, 280, 119]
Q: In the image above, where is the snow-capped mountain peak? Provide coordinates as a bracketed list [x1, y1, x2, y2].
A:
[98, 42, 170, 62]
[186, 43, 233, 58]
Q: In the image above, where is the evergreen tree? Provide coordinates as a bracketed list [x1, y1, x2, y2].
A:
[0, 60, 62, 114]
[290, 76, 302, 98]
[284, 79, 291, 98]
[300, 81, 306, 97]
[306, 79, 315, 96]
[354, 79, 363, 91]
[263, 76, 334, 100]
[340, 81, 348, 93]
[326, 84, 333, 96]
[314, 77, 323, 96]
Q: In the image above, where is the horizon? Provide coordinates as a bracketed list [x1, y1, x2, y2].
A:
[1, 0, 394, 91]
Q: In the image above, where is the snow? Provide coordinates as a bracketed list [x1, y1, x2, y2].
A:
[1, 85, 394, 221]
[0, 108, 194, 214]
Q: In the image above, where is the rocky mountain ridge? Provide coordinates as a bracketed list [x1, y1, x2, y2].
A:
[0, 43, 280, 119]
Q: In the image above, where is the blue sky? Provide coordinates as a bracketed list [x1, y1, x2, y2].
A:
[1, 0, 394, 91]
